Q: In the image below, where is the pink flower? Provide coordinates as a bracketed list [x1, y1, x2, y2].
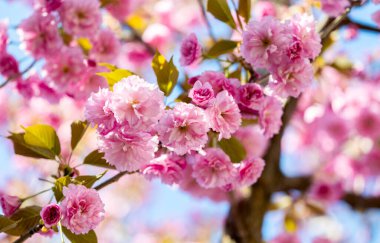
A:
[59, 0, 101, 37]
[157, 102, 209, 155]
[179, 33, 202, 66]
[234, 125, 268, 158]
[320, 0, 350, 17]
[16, 74, 39, 99]
[344, 24, 359, 40]
[99, 126, 158, 172]
[192, 148, 236, 189]
[40, 204, 61, 228]
[241, 16, 287, 69]
[0, 193, 21, 217]
[91, 29, 121, 62]
[354, 107, 380, 138]
[374, 0, 380, 4]
[105, 0, 136, 21]
[0, 20, 8, 54]
[142, 23, 171, 51]
[259, 96, 283, 138]
[372, 10, 380, 27]
[44, 47, 86, 89]
[237, 83, 265, 111]
[270, 233, 301, 243]
[206, 91, 241, 140]
[270, 59, 314, 98]
[85, 88, 117, 135]
[110, 75, 165, 129]
[43, 0, 63, 12]
[254, 1, 277, 20]
[197, 71, 228, 93]
[236, 158, 265, 187]
[18, 11, 62, 59]
[119, 42, 152, 69]
[308, 180, 343, 204]
[286, 14, 321, 60]
[188, 81, 214, 107]
[0, 53, 19, 79]
[142, 153, 187, 185]
[61, 184, 104, 234]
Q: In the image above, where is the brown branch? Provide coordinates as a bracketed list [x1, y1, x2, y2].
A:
[13, 224, 43, 243]
[343, 193, 380, 209]
[0, 59, 37, 88]
[197, 0, 217, 42]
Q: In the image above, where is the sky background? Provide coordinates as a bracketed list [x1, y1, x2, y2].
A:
[1, 0, 380, 242]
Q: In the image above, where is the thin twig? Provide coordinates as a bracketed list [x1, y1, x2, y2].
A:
[197, 0, 217, 42]
[94, 171, 138, 191]
[13, 224, 43, 243]
[0, 59, 37, 88]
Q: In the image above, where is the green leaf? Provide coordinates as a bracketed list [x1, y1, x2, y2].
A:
[71, 120, 88, 151]
[228, 67, 241, 79]
[83, 150, 116, 170]
[207, 0, 236, 29]
[7, 133, 48, 159]
[152, 51, 179, 96]
[74, 171, 107, 188]
[22, 124, 61, 159]
[97, 63, 134, 90]
[63, 227, 97, 243]
[238, 0, 251, 23]
[207, 40, 238, 57]
[53, 176, 71, 202]
[0, 206, 42, 236]
[218, 136, 247, 163]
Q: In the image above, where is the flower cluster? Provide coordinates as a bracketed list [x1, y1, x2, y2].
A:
[241, 14, 321, 98]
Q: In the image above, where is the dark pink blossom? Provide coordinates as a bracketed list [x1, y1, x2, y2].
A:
[40, 203, 61, 228]
[179, 33, 202, 66]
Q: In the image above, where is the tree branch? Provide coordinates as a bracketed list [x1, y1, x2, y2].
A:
[0, 59, 37, 89]
[343, 193, 380, 209]
[13, 224, 43, 243]
[94, 171, 137, 191]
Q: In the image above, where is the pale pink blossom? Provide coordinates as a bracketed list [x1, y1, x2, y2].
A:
[179, 33, 202, 66]
[320, 0, 350, 17]
[61, 184, 104, 234]
[259, 96, 283, 138]
[99, 126, 158, 172]
[142, 23, 171, 51]
[206, 91, 241, 140]
[344, 24, 359, 40]
[270, 233, 301, 243]
[110, 75, 165, 129]
[197, 71, 228, 93]
[237, 83, 265, 111]
[105, 0, 136, 21]
[0, 20, 8, 54]
[18, 11, 62, 59]
[286, 14, 321, 60]
[118, 42, 152, 70]
[270, 59, 314, 98]
[157, 102, 209, 155]
[44, 47, 86, 90]
[222, 78, 241, 98]
[192, 148, 236, 189]
[236, 158, 265, 187]
[0, 53, 19, 79]
[372, 10, 380, 27]
[16, 74, 39, 99]
[188, 81, 214, 107]
[91, 29, 121, 62]
[142, 153, 187, 185]
[374, 0, 380, 4]
[59, 0, 101, 37]
[0, 193, 21, 217]
[40, 204, 61, 228]
[234, 125, 268, 158]
[254, 1, 277, 20]
[241, 16, 287, 69]
[85, 88, 117, 135]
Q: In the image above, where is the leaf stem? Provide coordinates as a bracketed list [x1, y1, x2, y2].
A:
[21, 188, 52, 202]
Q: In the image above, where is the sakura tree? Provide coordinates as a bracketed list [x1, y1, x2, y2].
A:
[1, 0, 380, 242]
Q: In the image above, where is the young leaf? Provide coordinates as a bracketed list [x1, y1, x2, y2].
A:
[96, 63, 134, 89]
[218, 136, 247, 163]
[71, 120, 88, 151]
[0, 206, 42, 236]
[83, 150, 116, 170]
[207, 0, 236, 29]
[74, 171, 107, 188]
[7, 133, 49, 159]
[23, 124, 61, 158]
[53, 176, 71, 202]
[63, 227, 97, 243]
[152, 51, 179, 96]
[207, 40, 238, 57]
[238, 0, 251, 23]
[77, 38, 92, 56]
